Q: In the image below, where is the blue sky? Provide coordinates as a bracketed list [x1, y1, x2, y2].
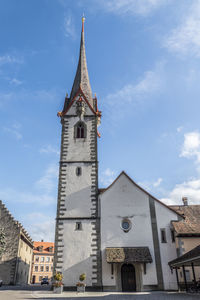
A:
[1, 0, 200, 241]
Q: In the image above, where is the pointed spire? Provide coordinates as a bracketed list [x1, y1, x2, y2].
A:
[69, 16, 93, 106]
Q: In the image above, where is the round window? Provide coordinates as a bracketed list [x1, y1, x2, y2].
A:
[121, 219, 131, 232]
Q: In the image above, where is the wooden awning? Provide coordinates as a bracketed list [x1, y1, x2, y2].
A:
[106, 247, 152, 263]
[169, 245, 200, 267]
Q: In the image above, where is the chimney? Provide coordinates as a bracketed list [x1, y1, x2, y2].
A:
[41, 239, 44, 242]
[182, 197, 188, 206]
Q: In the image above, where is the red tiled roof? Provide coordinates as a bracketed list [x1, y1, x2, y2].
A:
[33, 241, 54, 254]
[170, 205, 200, 235]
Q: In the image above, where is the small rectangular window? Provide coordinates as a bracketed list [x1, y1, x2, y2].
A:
[46, 266, 49, 272]
[40, 265, 44, 272]
[75, 222, 82, 231]
[160, 228, 167, 243]
[170, 229, 175, 242]
[35, 266, 38, 272]
[76, 167, 82, 176]
[39, 276, 43, 281]
[41, 256, 44, 262]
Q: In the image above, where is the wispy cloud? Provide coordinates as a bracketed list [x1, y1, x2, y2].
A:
[25, 213, 55, 242]
[153, 177, 163, 187]
[162, 130, 200, 205]
[9, 78, 23, 86]
[105, 62, 164, 105]
[0, 163, 58, 206]
[64, 13, 76, 39]
[103, 61, 164, 125]
[164, 1, 200, 57]
[0, 54, 23, 65]
[35, 164, 58, 193]
[89, 0, 170, 16]
[100, 168, 116, 186]
[3, 122, 23, 140]
[40, 145, 60, 155]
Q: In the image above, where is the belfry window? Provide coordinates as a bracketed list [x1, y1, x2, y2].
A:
[75, 121, 86, 139]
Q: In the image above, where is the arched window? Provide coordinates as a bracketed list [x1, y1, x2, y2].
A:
[74, 121, 86, 139]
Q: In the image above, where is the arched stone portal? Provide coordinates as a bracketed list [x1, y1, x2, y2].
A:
[121, 264, 136, 292]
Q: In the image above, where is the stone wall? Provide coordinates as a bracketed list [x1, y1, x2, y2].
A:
[0, 200, 20, 284]
[0, 200, 33, 285]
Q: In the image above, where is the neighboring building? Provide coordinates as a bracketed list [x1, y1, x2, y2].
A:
[0, 200, 33, 285]
[54, 18, 185, 292]
[170, 198, 200, 284]
[31, 241, 54, 284]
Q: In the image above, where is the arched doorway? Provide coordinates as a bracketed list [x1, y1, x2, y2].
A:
[121, 264, 136, 292]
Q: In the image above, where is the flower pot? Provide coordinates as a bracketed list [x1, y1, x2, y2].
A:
[54, 285, 63, 294]
[77, 285, 85, 293]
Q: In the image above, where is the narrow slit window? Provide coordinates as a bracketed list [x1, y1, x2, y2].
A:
[170, 229, 175, 243]
[161, 228, 167, 243]
[76, 167, 82, 176]
[75, 222, 82, 231]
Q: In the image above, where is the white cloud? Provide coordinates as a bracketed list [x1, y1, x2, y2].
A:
[0, 163, 58, 206]
[9, 78, 23, 86]
[64, 13, 76, 39]
[177, 126, 183, 133]
[161, 130, 200, 205]
[0, 187, 55, 205]
[180, 131, 200, 163]
[35, 164, 58, 193]
[3, 122, 23, 140]
[100, 168, 116, 186]
[164, 1, 200, 56]
[91, 0, 169, 16]
[106, 62, 163, 105]
[162, 178, 200, 205]
[25, 213, 55, 242]
[153, 177, 163, 187]
[0, 54, 23, 65]
[40, 145, 60, 155]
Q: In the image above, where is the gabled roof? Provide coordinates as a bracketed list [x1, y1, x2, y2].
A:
[33, 241, 54, 254]
[65, 18, 93, 112]
[170, 205, 200, 236]
[99, 171, 183, 218]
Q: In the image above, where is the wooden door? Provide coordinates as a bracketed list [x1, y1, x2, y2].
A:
[121, 264, 136, 292]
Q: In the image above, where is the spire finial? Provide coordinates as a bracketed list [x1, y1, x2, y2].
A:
[82, 14, 85, 32]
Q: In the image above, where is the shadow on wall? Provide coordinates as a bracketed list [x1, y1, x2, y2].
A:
[0, 258, 30, 285]
[0, 258, 17, 285]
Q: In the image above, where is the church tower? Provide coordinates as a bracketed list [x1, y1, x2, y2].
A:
[54, 18, 102, 289]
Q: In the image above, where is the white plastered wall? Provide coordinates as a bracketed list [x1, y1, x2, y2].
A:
[155, 201, 179, 290]
[61, 220, 94, 286]
[100, 173, 157, 289]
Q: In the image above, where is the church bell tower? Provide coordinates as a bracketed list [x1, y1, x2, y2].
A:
[54, 18, 102, 289]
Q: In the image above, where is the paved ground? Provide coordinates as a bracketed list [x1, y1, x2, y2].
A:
[1, 287, 200, 300]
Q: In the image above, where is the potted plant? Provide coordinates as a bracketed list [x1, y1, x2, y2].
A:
[53, 272, 63, 294]
[76, 273, 86, 293]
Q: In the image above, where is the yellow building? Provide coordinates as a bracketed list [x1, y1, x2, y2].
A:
[31, 241, 54, 284]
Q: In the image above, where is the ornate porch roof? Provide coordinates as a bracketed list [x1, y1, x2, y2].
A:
[106, 247, 152, 264]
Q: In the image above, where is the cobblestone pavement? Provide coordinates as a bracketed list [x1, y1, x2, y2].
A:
[1, 289, 200, 300]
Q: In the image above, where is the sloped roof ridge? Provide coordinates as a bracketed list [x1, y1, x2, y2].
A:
[99, 171, 184, 218]
[0, 199, 33, 243]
